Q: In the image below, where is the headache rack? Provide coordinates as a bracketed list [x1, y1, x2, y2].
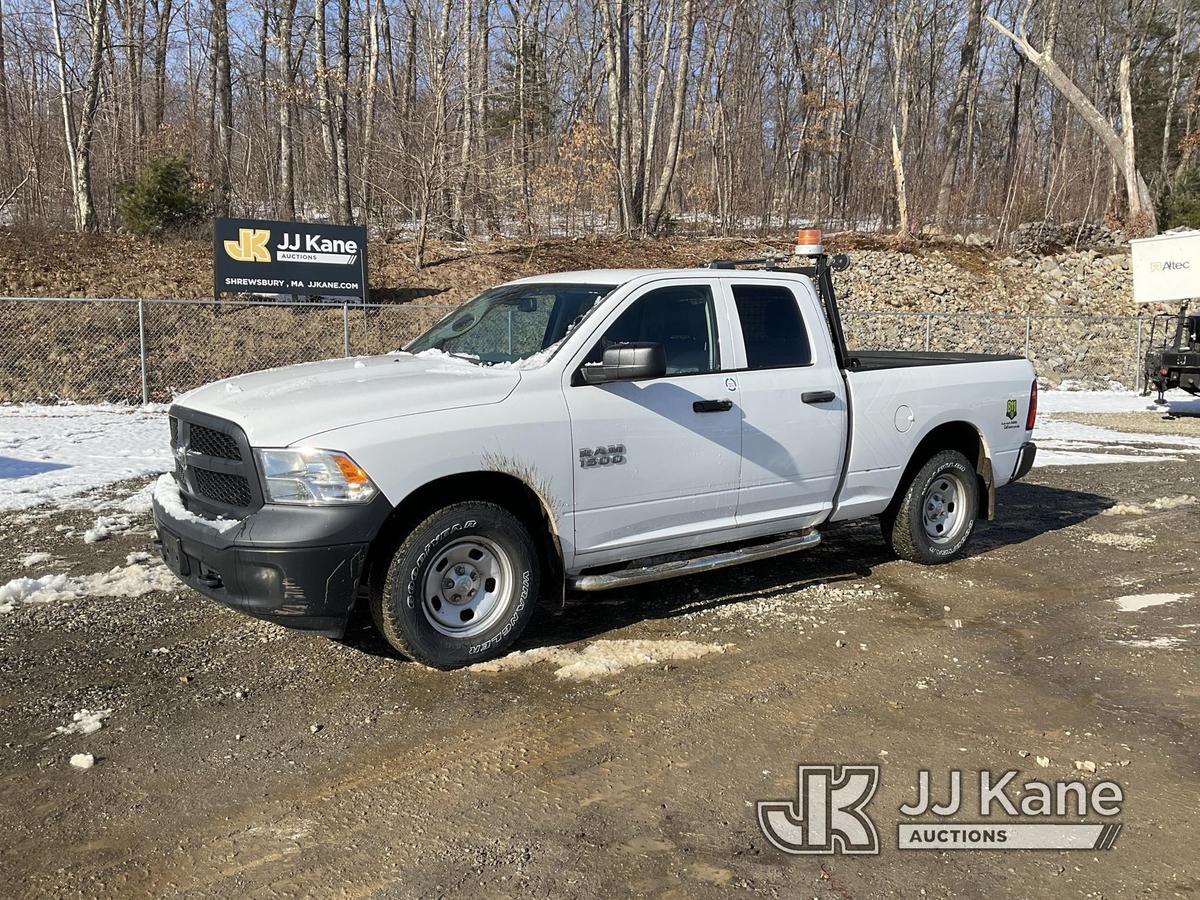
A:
[705, 248, 854, 370]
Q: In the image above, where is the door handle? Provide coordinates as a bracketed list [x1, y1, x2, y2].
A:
[693, 399, 734, 413]
[802, 390, 837, 404]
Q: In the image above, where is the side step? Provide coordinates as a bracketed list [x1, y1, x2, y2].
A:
[568, 530, 821, 592]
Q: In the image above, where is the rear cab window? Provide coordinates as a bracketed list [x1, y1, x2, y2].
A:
[731, 284, 812, 369]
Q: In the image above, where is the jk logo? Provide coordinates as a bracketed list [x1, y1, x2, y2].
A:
[757, 764, 880, 855]
[224, 228, 271, 263]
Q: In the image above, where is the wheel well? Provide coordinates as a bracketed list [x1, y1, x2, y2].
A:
[888, 421, 994, 520]
[360, 472, 562, 608]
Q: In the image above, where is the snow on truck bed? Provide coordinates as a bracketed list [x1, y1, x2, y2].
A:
[1, 390, 1198, 514]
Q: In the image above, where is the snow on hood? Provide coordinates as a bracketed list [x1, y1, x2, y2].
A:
[172, 351, 521, 446]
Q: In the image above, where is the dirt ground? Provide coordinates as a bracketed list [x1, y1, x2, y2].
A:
[1, 457, 1198, 899]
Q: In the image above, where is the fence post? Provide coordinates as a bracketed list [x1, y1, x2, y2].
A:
[138, 299, 149, 405]
[923, 314, 932, 352]
[1023, 315, 1032, 360]
[343, 303, 351, 357]
[1133, 317, 1143, 391]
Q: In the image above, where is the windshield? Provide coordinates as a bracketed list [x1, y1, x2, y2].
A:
[407, 282, 617, 365]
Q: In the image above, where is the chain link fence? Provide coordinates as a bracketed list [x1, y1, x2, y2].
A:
[0, 297, 1146, 405]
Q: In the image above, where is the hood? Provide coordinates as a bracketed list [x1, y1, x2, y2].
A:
[173, 352, 521, 446]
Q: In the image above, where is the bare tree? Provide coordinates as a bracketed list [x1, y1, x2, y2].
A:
[987, 5, 1158, 233]
[50, 0, 107, 232]
[934, 0, 984, 229]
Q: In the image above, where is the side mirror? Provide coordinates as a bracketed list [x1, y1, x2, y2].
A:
[580, 342, 666, 385]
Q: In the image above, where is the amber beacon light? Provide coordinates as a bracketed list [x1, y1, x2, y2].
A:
[794, 228, 824, 256]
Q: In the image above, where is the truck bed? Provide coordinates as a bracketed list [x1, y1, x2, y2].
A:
[847, 350, 1024, 371]
[830, 353, 1036, 524]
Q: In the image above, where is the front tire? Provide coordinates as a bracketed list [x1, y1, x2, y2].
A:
[882, 450, 979, 564]
[372, 502, 540, 668]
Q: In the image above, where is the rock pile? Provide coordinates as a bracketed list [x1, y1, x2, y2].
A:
[837, 247, 1133, 315]
[833, 245, 1145, 388]
[1013, 221, 1122, 255]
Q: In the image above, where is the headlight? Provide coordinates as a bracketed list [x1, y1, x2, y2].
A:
[253, 448, 379, 505]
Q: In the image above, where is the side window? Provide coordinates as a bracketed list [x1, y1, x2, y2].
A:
[732, 284, 813, 369]
[588, 284, 720, 375]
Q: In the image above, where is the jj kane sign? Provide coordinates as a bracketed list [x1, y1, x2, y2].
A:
[213, 217, 369, 301]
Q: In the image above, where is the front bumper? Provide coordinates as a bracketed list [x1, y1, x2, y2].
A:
[1010, 441, 1037, 483]
[152, 490, 391, 637]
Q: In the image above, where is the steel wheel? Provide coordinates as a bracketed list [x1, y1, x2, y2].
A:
[921, 470, 968, 545]
[420, 536, 515, 638]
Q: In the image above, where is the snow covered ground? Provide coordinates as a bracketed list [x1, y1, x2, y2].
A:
[0, 404, 170, 511]
[0, 390, 1196, 515]
[1034, 388, 1200, 467]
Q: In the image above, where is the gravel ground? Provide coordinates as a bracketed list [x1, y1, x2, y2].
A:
[1, 460, 1198, 898]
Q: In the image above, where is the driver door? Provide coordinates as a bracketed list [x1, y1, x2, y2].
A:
[564, 280, 743, 563]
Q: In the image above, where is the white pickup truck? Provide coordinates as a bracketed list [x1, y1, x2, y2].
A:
[153, 246, 1037, 668]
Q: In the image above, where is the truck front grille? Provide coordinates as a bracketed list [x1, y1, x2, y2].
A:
[168, 410, 261, 518]
[192, 468, 253, 508]
[188, 424, 242, 461]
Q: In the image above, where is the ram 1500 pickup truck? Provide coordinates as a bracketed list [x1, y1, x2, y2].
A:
[153, 246, 1037, 668]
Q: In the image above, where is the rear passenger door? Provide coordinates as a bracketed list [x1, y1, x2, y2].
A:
[724, 279, 848, 527]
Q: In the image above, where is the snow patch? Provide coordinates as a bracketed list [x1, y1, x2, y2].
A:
[1101, 495, 1197, 516]
[470, 639, 731, 680]
[152, 474, 241, 533]
[54, 708, 113, 737]
[0, 561, 178, 612]
[117, 482, 156, 515]
[0, 573, 75, 608]
[1084, 532, 1154, 551]
[83, 514, 133, 544]
[1039, 388, 1200, 415]
[19, 551, 52, 568]
[69, 753, 95, 770]
[0, 405, 170, 511]
[1112, 636, 1185, 650]
[1111, 592, 1191, 612]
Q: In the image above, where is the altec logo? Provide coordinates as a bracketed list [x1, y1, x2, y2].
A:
[1151, 259, 1191, 272]
[224, 228, 271, 263]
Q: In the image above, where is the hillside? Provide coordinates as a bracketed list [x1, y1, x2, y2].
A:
[0, 229, 1139, 316]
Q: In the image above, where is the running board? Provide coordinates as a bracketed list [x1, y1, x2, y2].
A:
[568, 530, 821, 592]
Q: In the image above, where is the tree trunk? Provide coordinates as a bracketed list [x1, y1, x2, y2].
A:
[278, 0, 297, 219]
[933, 0, 983, 230]
[50, 0, 105, 232]
[0, 0, 11, 179]
[360, 0, 380, 221]
[334, 0, 352, 222]
[314, 0, 341, 217]
[646, 0, 694, 234]
[212, 0, 233, 215]
[1160, 0, 1185, 179]
[150, 0, 173, 129]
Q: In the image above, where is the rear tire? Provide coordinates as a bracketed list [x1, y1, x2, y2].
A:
[372, 501, 540, 669]
[882, 450, 978, 564]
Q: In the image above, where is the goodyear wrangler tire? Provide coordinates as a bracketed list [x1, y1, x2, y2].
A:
[882, 450, 978, 565]
[373, 502, 539, 669]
